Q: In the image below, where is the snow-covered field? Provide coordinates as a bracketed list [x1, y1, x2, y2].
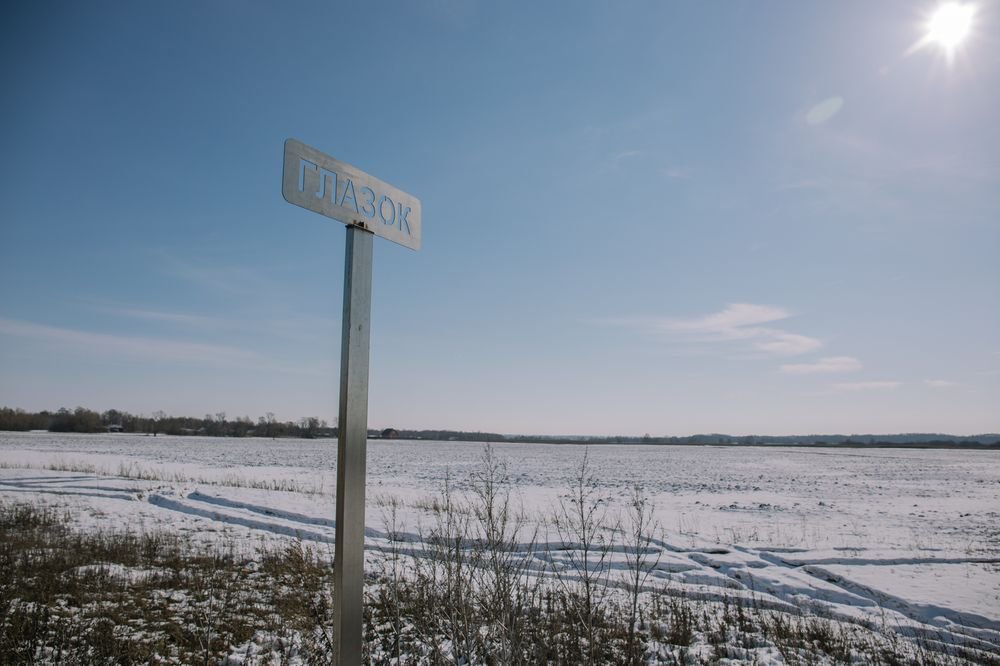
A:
[2, 431, 999, 659]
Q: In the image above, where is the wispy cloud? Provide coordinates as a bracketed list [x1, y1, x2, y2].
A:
[831, 381, 901, 392]
[162, 257, 280, 298]
[756, 333, 824, 355]
[923, 379, 956, 388]
[609, 149, 642, 169]
[666, 303, 788, 334]
[660, 166, 691, 179]
[608, 303, 822, 356]
[781, 356, 863, 375]
[782, 106, 997, 225]
[775, 178, 831, 193]
[89, 304, 227, 329]
[0, 317, 317, 375]
[83, 300, 336, 344]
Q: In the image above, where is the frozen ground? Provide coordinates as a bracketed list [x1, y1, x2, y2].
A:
[2, 431, 999, 656]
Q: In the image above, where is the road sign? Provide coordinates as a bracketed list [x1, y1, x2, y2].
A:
[282, 138, 421, 251]
[282, 138, 421, 666]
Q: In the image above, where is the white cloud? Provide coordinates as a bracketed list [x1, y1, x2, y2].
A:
[831, 381, 901, 392]
[781, 356, 863, 375]
[609, 303, 822, 356]
[668, 303, 789, 335]
[923, 379, 956, 388]
[756, 333, 823, 355]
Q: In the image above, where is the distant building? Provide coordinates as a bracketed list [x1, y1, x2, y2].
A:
[106, 424, 123, 433]
[381, 428, 399, 439]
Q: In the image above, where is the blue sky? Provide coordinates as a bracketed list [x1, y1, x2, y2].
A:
[1, 1, 997, 435]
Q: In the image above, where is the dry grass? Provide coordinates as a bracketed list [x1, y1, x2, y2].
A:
[2, 448, 995, 664]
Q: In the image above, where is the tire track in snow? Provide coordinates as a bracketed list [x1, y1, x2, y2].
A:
[162, 487, 995, 644]
[0, 476, 141, 501]
[754, 549, 1000, 650]
[147, 493, 340, 543]
[802, 564, 1000, 647]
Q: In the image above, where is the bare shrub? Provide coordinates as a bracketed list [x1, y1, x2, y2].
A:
[548, 448, 617, 664]
[467, 444, 542, 664]
[622, 484, 662, 665]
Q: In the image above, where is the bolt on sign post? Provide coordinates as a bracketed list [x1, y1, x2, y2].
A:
[281, 138, 421, 665]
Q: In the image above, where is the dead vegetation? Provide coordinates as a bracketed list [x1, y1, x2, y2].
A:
[2, 447, 996, 664]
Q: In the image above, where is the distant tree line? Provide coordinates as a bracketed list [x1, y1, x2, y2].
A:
[388, 429, 1000, 448]
[0, 407, 333, 439]
[1, 406, 997, 447]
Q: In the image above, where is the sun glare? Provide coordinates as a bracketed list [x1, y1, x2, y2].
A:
[924, 2, 976, 57]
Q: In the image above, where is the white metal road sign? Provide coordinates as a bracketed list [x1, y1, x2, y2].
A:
[282, 138, 422, 251]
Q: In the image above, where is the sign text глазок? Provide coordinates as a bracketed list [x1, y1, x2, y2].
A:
[282, 138, 421, 251]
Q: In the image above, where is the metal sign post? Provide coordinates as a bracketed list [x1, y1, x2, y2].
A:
[333, 224, 373, 664]
[282, 138, 420, 665]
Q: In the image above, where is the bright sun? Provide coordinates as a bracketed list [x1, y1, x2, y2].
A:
[924, 2, 976, 58]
